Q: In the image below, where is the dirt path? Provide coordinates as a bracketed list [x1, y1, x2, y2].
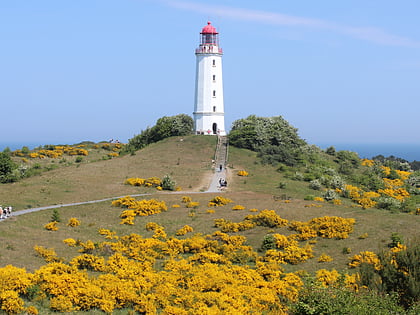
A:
[9, 164, 229, 218]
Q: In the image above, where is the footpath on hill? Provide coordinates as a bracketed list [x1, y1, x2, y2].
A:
[9, 136, 229, 217]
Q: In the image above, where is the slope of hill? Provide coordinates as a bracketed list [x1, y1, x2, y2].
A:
[0, 135, 418, 313]
[0, 136, 217, 210]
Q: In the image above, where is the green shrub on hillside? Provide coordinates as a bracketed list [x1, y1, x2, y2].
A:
[126, 114, 193, 151]
[0, 152, 18, 183]
[229, 115, 306, 166]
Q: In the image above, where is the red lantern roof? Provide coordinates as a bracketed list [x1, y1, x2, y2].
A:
[201, 21, 218, 34]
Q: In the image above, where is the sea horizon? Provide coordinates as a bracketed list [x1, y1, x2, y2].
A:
[317, 142, 420, 162]
[1, 141, 419, 162]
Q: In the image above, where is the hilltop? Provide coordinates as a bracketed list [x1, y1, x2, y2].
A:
[0, 134, 419, 314]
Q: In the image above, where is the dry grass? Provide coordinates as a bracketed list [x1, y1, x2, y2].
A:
[0, 136, 216, 209]
[0, 135, 419, 276]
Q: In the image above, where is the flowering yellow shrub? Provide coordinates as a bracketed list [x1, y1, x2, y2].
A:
[316, 269, 340, 287]
[146, 222, 167, 239]
[378, 187, 410, 201]
[395, 170, 411, 181]
[344, 185, 361, 199]
[0, 221, 315, 314]
[304, 203, 323, 208]
[313, 197, 324, 202]
[245, 210, 289, 228]
[383, 178, 404, 189]
[264, 243, 314, 265]
[67, 217, 80, 227]
[25, 306, 39, 315]
[63, 238, 78, 247]
[112, 197, 168, 223]
[348, 251, 381, 270]
[70, 254, 106, 272]
[390, 243, 407, 253]
[108, 152, 119, 158]
[206, 209, 215, 214]
[317, 254, 333, 263]
[0, 265, 33, 294]
[214, 218, 256, 233]
[44, 221, 59, 231]
[98, 229, 118, 240]
[176, 225, 194, 236]
[172, 204, 180, 208]
[289, 216, 355, 239]
[361, 159, 375, 167]
[358, 233, 369, 239]
[381, 165, 391, 176]
[125, 177, 162, 188]
[237, 170, 249, 176]
[357, 197, 377, 209]
[34, 246, 62, 263]
[333, 199, 342, 205]
[208, 196, 233, 207]
[232, 204, 245, 210]
[0, 290, 24, 314]
[186, 201, 200, 208]
[181, 196, 192, 203]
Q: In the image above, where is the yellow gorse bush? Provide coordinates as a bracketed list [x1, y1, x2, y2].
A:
[176, 225, 194, 236]
[125, 177, 162, 188]
[44, 221, 59, 231]
[316, 269, 340, 287]
[348, 251, 382, 270]
[237, 170, 249, 176]
[208, 196, 233, 207]
[289, 216, 355, 240]
[67, 217, 80, 227]
[361, 159, 375, 167]
[317, 253, 333, 263]
[112, 196, 168, 224]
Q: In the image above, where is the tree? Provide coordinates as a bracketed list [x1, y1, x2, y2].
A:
[126, 114, 194, 151]
[229, 115, 306, 166]
[0, 152, 18, 183]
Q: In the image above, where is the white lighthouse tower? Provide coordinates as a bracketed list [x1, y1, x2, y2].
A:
[193, 21, 226, 135]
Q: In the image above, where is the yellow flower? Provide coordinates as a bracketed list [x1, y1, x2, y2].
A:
[44, 221, 59, 231]
[67, 217, 80, 227]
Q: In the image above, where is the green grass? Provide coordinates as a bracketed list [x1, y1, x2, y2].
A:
[0, 135, 419, 277]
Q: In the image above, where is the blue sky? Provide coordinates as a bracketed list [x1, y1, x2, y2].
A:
[1, 0, 420, 148]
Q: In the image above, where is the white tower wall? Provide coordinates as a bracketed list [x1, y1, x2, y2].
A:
[193, 22, 226, 136]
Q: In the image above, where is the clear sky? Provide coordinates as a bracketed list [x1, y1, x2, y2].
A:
[1, 0, 420, 148]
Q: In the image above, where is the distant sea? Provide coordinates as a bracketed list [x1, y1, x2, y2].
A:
[317, 143, 420, 162]
[1, 141, 419, 162]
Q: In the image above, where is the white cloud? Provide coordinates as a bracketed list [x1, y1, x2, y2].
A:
[164, 0, 420, 47]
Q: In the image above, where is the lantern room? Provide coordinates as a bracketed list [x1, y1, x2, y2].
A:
[200, 21, 219, 46]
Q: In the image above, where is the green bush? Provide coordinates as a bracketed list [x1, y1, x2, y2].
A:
[161, 174, 176, 191]
[291, 282, 405, 315]
[126, 114, 193, 151]
[0, 152, 18, 183]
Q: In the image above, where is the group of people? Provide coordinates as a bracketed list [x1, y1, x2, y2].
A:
[218, 178, 227, 188]
[0, 206, 12, 220]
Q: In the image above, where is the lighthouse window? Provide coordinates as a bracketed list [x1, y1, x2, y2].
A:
[213, 90, 216, 97]
[212, 59, 216, 66]
[212, 75, 216, 81]
[213, 106, 216, 112]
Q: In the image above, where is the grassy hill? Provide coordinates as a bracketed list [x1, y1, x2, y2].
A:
[1, 136, 418, 269]
[0, 135, 418, 313]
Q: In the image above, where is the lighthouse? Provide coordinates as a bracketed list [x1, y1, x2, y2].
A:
[193, 21, 226, 135]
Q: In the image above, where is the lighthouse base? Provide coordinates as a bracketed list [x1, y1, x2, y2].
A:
[193, 112, 226, 136]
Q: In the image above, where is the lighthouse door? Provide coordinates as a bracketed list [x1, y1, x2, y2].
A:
[212, 123, 217, 135]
